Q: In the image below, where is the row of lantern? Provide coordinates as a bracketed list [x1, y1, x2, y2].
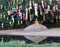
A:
[0, 0, 59, 19]
[0, 0, 59, 21]
[0, 0, 60, 29]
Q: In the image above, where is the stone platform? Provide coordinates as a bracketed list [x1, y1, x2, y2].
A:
[0, 28, 59, 37]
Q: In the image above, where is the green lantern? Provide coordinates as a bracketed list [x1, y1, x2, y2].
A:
[0, 13, 2, 19]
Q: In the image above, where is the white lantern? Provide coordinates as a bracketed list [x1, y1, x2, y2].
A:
[48, 5, 50, 11]
[10, 21, 11, 25]
[3, 15, 6, 18]
[12, 16, 14, 23]
[34, 3, 38, 17]
[29, 1, 32, 9]
[41, 0, 44, 4]
[26, 8, 28, 20]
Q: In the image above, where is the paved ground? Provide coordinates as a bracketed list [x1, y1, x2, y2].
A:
[0, 28, 60, 37]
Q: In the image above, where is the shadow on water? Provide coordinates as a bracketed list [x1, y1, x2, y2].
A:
[0, 36, 33, 43]
[39, 37, 60, 44]
[0, 36, 60, 44]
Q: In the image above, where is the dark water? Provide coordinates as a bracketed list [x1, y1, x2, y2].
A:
[0, 35, 60, 44]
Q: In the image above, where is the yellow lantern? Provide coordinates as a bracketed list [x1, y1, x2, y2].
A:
[0, 5, 2, 9]
[59, 15, 60, 19]
[41, 0, 44, 8]
[41, 1, 44, 4]
[35, 9, 38, 17]
[7, 10, 11, 15]
[0, 13, 2, 19]
[35, 18, 39, 25]
[18, 20, 20, 25]
[16, 5, 18, 10]
[28, 7, 30, 13]
[21, 20, 22, 24]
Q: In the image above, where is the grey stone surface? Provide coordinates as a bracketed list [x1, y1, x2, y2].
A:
[24, 24, 48, 43]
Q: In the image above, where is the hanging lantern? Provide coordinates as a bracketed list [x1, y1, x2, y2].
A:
[10, 0, 12, 5]
[30, 14, 32, 21]
[7, 17, 9, 21]
[2, 23, 4, 28]
[18, 20, 20, 25]
[13, 0, 15, 5]
[50, 0, 52, 5]
[9, 21, 11, 25]
[12, 16, 14, 23]
[16, 5, 18, 11]
[7, 10, 11, 15]
[3, 15, 6, 18]
[41, 0, 44, 4]
[34, 3, 38, 17]
[29, 1, 32, 9]
[21, 20, 22, 24]
[26, 8, 28, 20]
[0, 4, 2, 9]
[28, 7, 30, 13]
[0, 13, 2, 19]
[16, 0, 18, 4]
[35, 9, 38, 17]
[41, 0, 44, 8]
[48, 5, 50, 10]
[40, 11, 43, 15]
